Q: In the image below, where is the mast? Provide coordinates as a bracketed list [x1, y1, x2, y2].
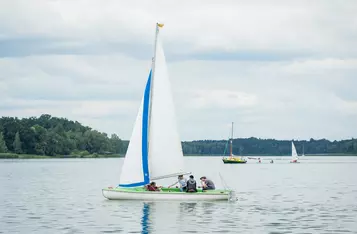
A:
[231, 122, 234, 156]
[147, 23, 163, 158]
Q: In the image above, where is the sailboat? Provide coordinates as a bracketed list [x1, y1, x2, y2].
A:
[290, 141, 299, 163]
[102, 23, 230, 200]
[222, 122, 247, 164]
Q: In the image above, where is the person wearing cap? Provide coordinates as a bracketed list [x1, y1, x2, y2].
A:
[200, 176, 215, 190]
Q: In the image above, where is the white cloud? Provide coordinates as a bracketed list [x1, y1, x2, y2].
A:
[1, 0, 356, 57]
[188, 90, 258, 109]
[0, 0, 356, 141]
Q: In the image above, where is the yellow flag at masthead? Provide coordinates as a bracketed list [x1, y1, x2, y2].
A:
[157, 23, 164, 28]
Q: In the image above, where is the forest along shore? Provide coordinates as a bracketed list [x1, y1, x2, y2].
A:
[1, 114, 357, 158]
[1, 153, 356, 159]
[0, 153, 123, 159]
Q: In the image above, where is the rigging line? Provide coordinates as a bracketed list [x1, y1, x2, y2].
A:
[219, 172, 230, 190]
[223, 130, 231, 156]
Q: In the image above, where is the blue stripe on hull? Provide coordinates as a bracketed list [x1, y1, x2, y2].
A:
[119, 70, 151, 188]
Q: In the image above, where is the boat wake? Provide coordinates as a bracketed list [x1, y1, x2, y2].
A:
[228, 190, 238, 202]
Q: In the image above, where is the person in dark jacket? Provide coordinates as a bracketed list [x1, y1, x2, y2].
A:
[186, 175, 197, 193]
[200, 176, 215, 190]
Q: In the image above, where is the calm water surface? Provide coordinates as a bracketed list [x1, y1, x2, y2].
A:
[1, 157, 357, 233]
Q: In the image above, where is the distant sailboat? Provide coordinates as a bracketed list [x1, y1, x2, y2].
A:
[290, 141, 299, 163]
[222, 122, 247, 164]
[102, 23, 230, 200]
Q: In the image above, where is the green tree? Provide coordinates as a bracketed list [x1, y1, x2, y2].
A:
[110, 134, 123, 154]
[32, 124, 48, 155]
[0, 132, 8, 153]
[13, 131, 22, 154]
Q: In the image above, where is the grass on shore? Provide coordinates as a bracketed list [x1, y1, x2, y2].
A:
[0, 153, 123, 159]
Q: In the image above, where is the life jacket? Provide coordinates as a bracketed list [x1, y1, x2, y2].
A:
[146, 185, 158, 191]
[186, 179, 197, 192]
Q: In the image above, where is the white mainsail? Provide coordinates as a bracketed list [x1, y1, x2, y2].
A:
[119, 23, 185, 187]
[149, 26, 185, 180]
[291, 141, 298, 160]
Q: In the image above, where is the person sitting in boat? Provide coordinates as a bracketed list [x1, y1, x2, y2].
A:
[145, 182, 161, 191]
[168, 175, 187, 192]
[200, 176, 215, 190]
[186, 175, 197, 193]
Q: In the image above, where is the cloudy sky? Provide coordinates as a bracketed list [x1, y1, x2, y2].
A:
[1, 0, 356, 141]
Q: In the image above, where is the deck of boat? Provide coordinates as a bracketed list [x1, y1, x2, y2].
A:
[102, 186, 231, 200]
[103, 187, 229, 194]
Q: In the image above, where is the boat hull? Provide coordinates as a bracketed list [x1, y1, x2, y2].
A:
[102, 187, 230, 201]
[222, 157, 247, 164]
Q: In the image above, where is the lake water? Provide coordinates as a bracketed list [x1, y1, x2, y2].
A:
[1, 157, 357, 233]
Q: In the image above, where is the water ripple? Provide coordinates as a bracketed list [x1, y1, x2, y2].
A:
[1, 158, 357, 233]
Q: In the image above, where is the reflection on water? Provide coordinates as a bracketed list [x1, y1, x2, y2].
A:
[141, 203, 151, 234]
[137, 201, 231, 233]
[180, 202, 197, 213]
[1, 157, 357, 233]
[139, 201, 219, 234]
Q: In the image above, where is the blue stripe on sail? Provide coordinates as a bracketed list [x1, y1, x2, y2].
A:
[141, 70, 151, 185]
[118, 70, 151, 188]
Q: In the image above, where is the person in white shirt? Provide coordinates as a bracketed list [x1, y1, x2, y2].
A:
[168, 175, 187, 192]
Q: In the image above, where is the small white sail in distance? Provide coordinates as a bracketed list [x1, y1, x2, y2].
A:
[291, 141, 299, 160]
[119, 23, 187, 187]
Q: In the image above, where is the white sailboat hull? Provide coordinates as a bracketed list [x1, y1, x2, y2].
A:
[102, 189, 230, 201]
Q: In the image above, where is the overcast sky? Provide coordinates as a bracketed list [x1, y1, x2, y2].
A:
[1, 0, 356, 141]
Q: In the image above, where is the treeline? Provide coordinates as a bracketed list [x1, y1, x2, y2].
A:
[0, 114, 126, 156]
[1, 115, 356, 157]
[182, 138, 357, 156]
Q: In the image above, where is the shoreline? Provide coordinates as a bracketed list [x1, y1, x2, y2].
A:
[1, 153, 356, 159]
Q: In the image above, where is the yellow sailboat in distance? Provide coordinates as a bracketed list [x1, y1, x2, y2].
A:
[222, 122, 247, 164]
